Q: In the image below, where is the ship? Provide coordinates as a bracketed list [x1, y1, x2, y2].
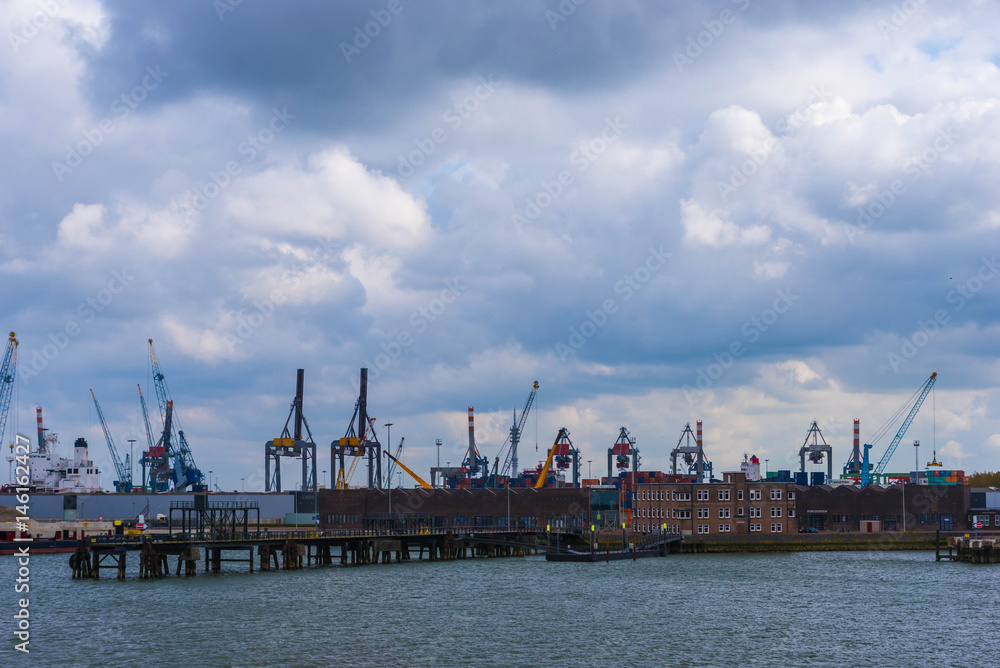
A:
[3, 407, 102, 494]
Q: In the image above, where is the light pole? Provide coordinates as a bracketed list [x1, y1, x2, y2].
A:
[127, 439, 135, 489]
[209, 470, 213, 492]
[588, 460, 592, 480]
[322, 470, 326, 488]
[765, 459, 769, 477]
[241, 477, 245, 492]
[384, 423, 393, 487]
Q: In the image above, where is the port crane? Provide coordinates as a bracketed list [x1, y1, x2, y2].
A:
[0, 332, 17, 449]
[384, 449, 432, 489]
[136, 384, 160, 491]
[491, 381, 539, 484]
[148, 339, 203, 490]
[385, 437, 404, 487]
[798, 421, 833, 480]
[332, 368, 382, 489]
[264, 369, 317, 493]
[534, 428, 575, 488]
[89, 389, 133, 492]
[859, 372, 937, 487]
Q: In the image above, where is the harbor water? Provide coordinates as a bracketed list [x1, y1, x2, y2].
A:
[4, 549, 998, 666]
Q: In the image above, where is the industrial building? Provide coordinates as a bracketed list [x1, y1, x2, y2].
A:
[630, 471, 797, 536]
[794, 483, 967, 532]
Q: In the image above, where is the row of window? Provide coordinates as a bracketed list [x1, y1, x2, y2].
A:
[748, 523, 784, 533]
[635, 488, 794, 502]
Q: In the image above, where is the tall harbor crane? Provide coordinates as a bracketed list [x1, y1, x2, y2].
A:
[0, 332, 17, 449]
[332, 368, 382, 489]
[493, 381, 539, 482]
[148, 339, 203, 490]
[137, 384, 160, 491]
[90, 389, 133, 492]
[670, 421, 711, 482]
[265, 369, 317, 493]
[798, 421, 833, 480]
[860, 372, 937, 487]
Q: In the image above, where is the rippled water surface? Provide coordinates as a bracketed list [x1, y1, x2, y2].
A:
[4, 549, 998, 666]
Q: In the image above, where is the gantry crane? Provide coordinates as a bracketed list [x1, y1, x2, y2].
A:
[861, 372, 937, 487]
[148, 339, 203, 490]
[89, 389, 132, 492]
[265, 369, 317, 492]
[0, 332, 17, 449]
[798, 421, 833, 480]
[535, 428, 576, 488]
[670, 420, 711, 482]
[492, 381, 539, 483]
[332, 368, 382, 489]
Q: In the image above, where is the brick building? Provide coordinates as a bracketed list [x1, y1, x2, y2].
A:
[631, 471, 796, 536]
[795, 483, 969, 532]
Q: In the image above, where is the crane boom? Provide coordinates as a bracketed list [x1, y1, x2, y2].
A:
[534, 429, 567, 489]
[499, 381, 539, 478]
[872, 372, 937, 476]
[90, 389, 132, 492]
[138, 384, 156, 452]
[0, 332, 17, 449]
[384, 450, 432, 489]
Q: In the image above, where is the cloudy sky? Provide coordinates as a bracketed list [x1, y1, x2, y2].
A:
[3, 0, 999, 491]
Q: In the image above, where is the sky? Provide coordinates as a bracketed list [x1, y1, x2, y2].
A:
[2, 0, 1000, 492]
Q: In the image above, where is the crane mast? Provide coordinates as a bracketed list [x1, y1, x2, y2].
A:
[0, 332, 17, 449]
[89, 389, 132, 492]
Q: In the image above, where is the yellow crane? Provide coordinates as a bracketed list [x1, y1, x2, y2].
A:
[384, 450, 433, 489]
[534, 428, 567, 489]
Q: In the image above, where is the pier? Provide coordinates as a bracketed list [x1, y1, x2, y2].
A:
[936, 531, 1000, 564]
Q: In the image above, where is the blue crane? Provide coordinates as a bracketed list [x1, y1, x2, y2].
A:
[0, 332, 17, 449]
[89, 389, 133, 492]
[148, 339, 203, 490]
[861, 372, 937, 487]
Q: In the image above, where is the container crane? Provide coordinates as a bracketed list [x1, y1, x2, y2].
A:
[494, 381, 539, 482]
[332, 368, 382, 489]
[861, 372, 937, 487]
[535, 428, 575, 489]
[0, 332, 17, 449]
[89, 389, 133, 492]
[264, 369, 317, 493]
[148, 339, 203, 490]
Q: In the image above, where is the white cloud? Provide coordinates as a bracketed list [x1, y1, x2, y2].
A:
[227, 147, 432, 250]
[680, 200, 771, 247]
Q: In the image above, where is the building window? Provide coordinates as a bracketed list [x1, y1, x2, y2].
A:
[718, 508, 730, 519]
[718, 489, 730, 501]
[737, 507, 745, 517]
[789, 491, 795, 500]
[737, 489, 744, 501]
[750, 507, 761, 518]
[697, 508, 708, 519]
[771, 523, 783, 533]
[771, 507, 782, 518]
[789, 508, 795, 518]
[771, 489, 782, 501]
[750, 523, 761, 533]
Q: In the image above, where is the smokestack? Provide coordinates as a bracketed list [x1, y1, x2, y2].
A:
[294, 369, 304, 441]
[37, 407, 44, 452]
[468, 407, 475, 451]
[854, 419, 860, 448]
[696, 420, 703, 448]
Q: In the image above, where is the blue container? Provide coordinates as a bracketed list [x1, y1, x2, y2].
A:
[777, 470, 792, 482]
[810, 472, 826, 486]
[794, 472, 808, 486]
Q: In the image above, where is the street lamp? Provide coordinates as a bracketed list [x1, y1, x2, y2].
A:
[588, 459, 592, 479]
[765, 459, 769, 476]
[322, 470, 326, 489]
[209, 470, 213, 492]
[241, 477, 245, 492]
